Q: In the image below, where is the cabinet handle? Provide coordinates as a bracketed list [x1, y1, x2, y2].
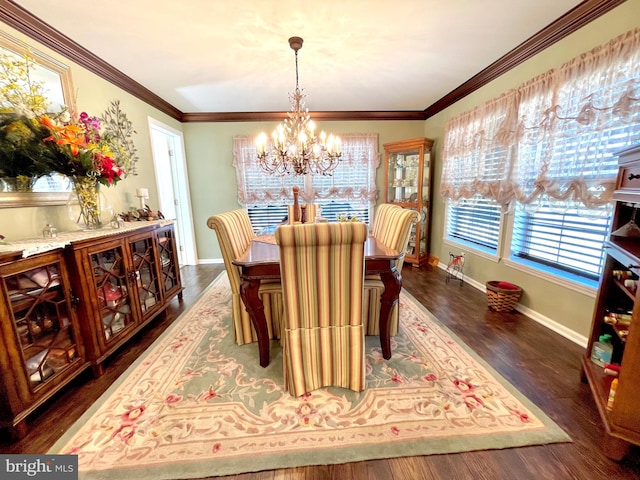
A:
[629, 174, 640, 180]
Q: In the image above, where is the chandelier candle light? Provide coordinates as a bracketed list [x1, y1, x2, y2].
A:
[255, 36, 341, 176]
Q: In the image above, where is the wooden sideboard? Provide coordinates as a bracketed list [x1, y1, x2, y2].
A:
[0, 221, 182, 439]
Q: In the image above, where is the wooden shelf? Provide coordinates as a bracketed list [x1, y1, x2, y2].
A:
[584, 144, 640, 460]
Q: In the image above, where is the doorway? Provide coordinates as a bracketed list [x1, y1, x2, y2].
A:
[148, 118, 197, 265]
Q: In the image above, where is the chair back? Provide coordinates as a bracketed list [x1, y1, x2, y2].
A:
[371, 203, 420, 270]
[207, 209, 284, 346]
[207, 209, 255, 294]
[275, 222, 368, 395]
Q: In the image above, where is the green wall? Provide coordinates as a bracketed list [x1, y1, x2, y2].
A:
[184, 120, 424, 261]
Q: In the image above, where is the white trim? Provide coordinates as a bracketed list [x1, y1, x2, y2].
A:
[443, 239, 501, 263]
[503, 257, 597, 297]
[147, 117, 198, 265]
[435, 262, 588, 347]
[514, 303, 588, 348]
[198, 258, 225, 265]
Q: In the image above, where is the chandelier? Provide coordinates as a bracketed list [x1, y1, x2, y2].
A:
[255, 36, 341, 176]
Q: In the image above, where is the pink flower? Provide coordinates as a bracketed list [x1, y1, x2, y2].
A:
[111, 424, 136, 441]
[121, 405, 145, 423]
[423, 373, 437, 382]
[453, 379, 474, 392]
[165, 393, 183, 404]
[390, 426, 400, 436]
[211, 443, 222, 453]
[463, 395, 485, 410]
[201, 386, 217, 401]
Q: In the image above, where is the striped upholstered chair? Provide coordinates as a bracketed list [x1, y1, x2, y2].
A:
[207, 209, 284, 345]
[363, 203, 420, 336]
[275, 222, 368, 396]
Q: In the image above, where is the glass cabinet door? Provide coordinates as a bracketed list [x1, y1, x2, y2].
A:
[4, 261, 79, 388]
[129, 235, 161, 315]
[387, 150, 421, 205]
[383, 137, 434, 267]
[156, 227, 181, 298]
[90, 246, 134, 343]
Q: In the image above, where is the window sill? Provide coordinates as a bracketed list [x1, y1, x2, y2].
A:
[504, 256, 597, 297]
[444, 237, 500, 263]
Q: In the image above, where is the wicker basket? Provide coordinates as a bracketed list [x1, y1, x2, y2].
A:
[486, 281, 522, 312]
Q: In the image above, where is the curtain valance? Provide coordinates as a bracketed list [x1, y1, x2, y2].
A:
[441, 28, 640, 211]
[233, 133, 379, 207]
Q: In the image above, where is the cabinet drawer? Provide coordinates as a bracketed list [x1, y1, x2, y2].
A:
[618, 164, 640, 192]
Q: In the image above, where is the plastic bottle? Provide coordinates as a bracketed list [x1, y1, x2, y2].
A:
[591, 334, 613, 367]
[606, 378, 618, 411]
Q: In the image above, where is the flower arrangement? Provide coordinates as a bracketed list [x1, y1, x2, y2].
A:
[0, 49, 58, 187]
[0, 50, 138, 191]
[39, 110, 126, 186]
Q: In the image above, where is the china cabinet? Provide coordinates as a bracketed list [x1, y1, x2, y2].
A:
[67, 223, 182, 375]
[383, 137, 435, 267]
[156, 224, 182, 300]
[0, 249, 90, 439]
[0, 221, 182, 438]
[581, 144, 640, 460]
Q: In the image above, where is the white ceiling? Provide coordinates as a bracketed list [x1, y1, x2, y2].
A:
[13, 0, 584, 114]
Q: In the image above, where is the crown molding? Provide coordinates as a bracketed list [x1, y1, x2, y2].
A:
[423, 0, 626, 118]
[0, 0, 183, 120]
[1, 0, 624, 123]
[181, 110, 427, 123]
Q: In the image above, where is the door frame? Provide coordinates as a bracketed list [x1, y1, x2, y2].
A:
[147, 117, 197, 265]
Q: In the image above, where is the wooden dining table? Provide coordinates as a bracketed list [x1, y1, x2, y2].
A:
[233, 234, 403, 367]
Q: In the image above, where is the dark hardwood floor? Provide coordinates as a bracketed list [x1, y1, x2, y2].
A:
[2, 264, 640, 479]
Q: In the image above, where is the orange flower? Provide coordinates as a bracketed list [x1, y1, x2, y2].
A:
[40, 116, 88, 156]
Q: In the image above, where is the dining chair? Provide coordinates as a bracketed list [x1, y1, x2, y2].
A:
[207, 209, 284, 345]
[363, 203, 420, 336]
[275, 221, 368, 396]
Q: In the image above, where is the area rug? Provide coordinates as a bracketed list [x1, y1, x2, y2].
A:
[50, 272, 570, 479]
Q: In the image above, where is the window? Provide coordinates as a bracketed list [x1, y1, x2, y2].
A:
[446, 196, 501, 254]
[234, 134, 379, 232]
[512, 206, 611, 281]
[441, 28, 640, 284]
[509, 29, 640, 281]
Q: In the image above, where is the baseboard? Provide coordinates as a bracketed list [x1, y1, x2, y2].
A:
[198, 258, 224, 265]
[434, 262, 588, 348]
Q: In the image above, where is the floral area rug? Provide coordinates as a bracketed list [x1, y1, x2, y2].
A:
[50, 272, 570, 480]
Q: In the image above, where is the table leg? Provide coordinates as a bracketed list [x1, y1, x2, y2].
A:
[378, 264, 401, 359]
[238, 278, 270, 367]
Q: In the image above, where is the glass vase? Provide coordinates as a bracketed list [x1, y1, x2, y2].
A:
[0, 175, 37, 192]
[67, 176, 113, 230]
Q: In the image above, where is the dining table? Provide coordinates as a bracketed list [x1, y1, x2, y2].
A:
[233, 233, 403, 367]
